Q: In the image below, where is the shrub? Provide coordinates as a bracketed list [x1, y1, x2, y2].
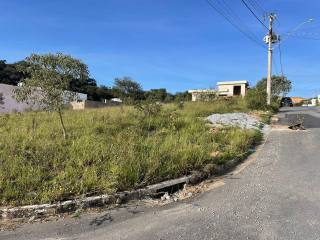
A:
[245, 88, 268, 110]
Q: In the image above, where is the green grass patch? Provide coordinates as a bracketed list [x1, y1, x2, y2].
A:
[0, 99, 262, 206]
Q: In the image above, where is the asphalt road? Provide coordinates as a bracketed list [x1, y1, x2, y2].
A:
[2, 107, 320, 240]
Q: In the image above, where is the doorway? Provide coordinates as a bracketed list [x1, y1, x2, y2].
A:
[233, 85, 241, 96]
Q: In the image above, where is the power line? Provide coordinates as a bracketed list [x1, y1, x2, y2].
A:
[214, 0, 264, 44]
[205, 0, 266, 49]
[292, 32, 320, 37]
[240, 0, 269, 30]
[250, 0, 282, 28]
[289, 35, 320, 40]
[285, 30, 320, 40]
[248, 0, 267, 15]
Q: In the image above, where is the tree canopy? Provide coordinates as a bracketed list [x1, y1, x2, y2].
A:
[1, 57, 191, 104]
[174, 91, 192, 102]
[256, 75, 292, 97]
[145, 88, 168, 102]
[113, 77, 144, 102]
[0, 60, 29, 85]
[14, 53, 89, 139]
[15, 53, 89, 110]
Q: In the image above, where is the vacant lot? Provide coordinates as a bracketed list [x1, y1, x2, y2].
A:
[0, 99, 263, 206]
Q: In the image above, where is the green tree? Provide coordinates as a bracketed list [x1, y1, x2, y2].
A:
[256, 75, 292, 97]
[14, 53, 89, 139]
[145, 88, 168, 102]
[69, 77, 97, 93]
[164, 93, 174, 102]
[174, 91, 192, 102]
[0, 60, 29, 85]
[96, 85, 114, 101]
[112, 77, 144, 102]
[84, 85, 115, 101]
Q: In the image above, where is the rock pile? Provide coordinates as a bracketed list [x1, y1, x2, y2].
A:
[206, 113, 262, 130]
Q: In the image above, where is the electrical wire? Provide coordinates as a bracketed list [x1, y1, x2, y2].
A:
[288, 35, 320, 40]
[245, 1, 284, 79]
[248, 0, 267, 16]
[240, 0, 269, 30]
[205, 0, 266, 49]
[215, 0, 264, 43]
[292, 32, 320, 37]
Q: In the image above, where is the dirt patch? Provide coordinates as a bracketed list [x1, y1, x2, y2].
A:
[248, 110, 266, 122]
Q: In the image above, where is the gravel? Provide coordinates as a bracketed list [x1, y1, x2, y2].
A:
[206, 113, 262, 130]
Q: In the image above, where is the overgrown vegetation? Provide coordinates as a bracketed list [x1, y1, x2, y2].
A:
[0, 54, 280, 206]
[245, 88, 268, 110]
[245, 75, 291, 112]
[0, 99, 262, 206]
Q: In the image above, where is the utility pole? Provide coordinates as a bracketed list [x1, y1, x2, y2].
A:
[263, 13, 278, 105]
[266, 14, 274, 105]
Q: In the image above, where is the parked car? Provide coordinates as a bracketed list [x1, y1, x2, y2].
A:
[280, 97, 293, 107]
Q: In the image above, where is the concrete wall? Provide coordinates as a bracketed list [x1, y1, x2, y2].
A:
[70, 100, 121, 110]
[0, 84, 40, 113]
[63, 91, 87, 102]
[240, 84, 247, 96]
[0, 83, 88, 114]
[217, 84, 233, 96]
[188, 90, 217, 102]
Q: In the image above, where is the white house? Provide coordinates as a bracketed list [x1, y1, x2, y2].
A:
[217, 80, 248, 97]
[188, 80, 249, 101]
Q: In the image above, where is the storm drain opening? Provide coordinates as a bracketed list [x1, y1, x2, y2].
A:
[151, 182, 186, 199]
[288, 114, 306, 130]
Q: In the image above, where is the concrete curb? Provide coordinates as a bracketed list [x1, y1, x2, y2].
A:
[0, 159, 242, 220]
[0, 189, 149, 220]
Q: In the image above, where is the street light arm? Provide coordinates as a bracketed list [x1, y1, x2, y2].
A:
[281, 19, 314, 43]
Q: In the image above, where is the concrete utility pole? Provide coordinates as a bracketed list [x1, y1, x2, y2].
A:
[266, 13, 276, 105]
[266, 14, 274, 105]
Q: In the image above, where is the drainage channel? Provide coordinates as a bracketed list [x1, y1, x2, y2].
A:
[149, 181, 187, 199]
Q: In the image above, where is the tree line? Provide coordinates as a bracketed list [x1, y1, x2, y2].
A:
[2, 53, 291, 139]
[0, 59, 191, 103]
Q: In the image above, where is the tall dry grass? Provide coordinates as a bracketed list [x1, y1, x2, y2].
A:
[0, 99, 261, 206]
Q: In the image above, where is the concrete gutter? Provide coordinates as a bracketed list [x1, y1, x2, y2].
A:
[0, 158, 244, 220]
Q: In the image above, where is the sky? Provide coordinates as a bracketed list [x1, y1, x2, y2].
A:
[1, 0, 320, 97]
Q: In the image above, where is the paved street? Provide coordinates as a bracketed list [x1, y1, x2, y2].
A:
[2, 107, 320, 240]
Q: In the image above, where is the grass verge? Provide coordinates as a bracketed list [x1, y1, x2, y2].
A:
[0, 98, 262, 206]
